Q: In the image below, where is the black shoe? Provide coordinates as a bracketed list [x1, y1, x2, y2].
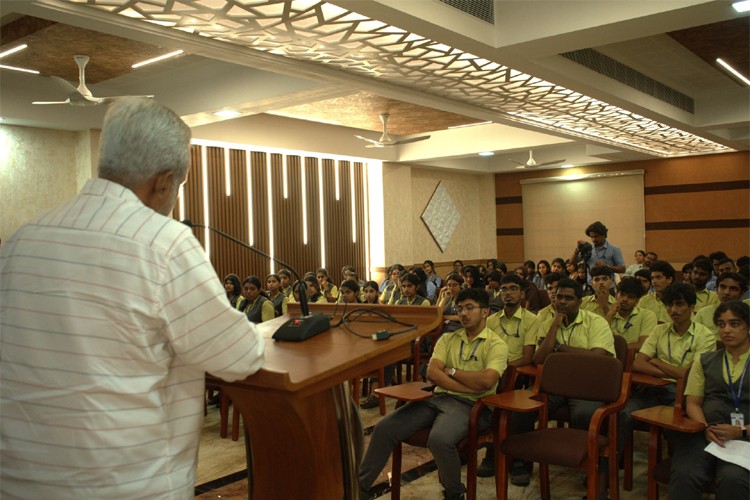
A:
[360, 395, 379, 409]
[443, 490, 465, 500]
[510, 462, 531, 486]
[476, 455, 494, 477]
[358, 487, 372, 499]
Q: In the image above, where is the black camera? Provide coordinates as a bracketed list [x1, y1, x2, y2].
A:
[578, 241, 593, 261]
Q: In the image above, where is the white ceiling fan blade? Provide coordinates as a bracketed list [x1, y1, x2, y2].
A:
[32, 100, 71, 105]
[536, 158, 567, 167]
[508, 159, 526, 166]
[97, 95, 155, 104]
[50, 75, 79, 94]
[354, 135, 382, 145]
[390, 135, 430, 146]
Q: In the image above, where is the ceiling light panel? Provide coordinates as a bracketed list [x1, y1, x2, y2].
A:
[60, 0, 732, 156]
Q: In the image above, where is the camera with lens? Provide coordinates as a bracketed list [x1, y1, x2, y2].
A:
[577, 241, 593, 261]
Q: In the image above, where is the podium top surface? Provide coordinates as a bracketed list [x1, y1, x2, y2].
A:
[210, 302, 442, 397]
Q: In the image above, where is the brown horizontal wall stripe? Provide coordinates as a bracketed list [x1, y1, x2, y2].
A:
[646, 219, 750, 230]
[644, 181, 750, 195]
[495, 196, 523, 205]
[496, 228, 524, 236]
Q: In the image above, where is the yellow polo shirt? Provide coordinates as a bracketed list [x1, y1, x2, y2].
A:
[685, 349, 750, 397]
[433, 327, 508, 402]
[542, 309, 616, 356]
[638, 292, 671, 324]
[609, 306, 657, 344]
[694, 288, 719, 313]
[581, 293, 616, 318]
[638, 321, 716, 374]
[486, 307, 541, 362]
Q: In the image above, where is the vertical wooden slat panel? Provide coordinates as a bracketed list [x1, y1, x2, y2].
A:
[179, 144, 371, 289]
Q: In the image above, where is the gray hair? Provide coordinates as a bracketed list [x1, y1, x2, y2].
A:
[97, 97, 191, 188]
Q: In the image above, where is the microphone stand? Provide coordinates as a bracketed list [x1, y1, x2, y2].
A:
[182, 220, 330, 341]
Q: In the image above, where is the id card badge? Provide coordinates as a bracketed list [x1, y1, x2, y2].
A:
[731, 411, 745, 428]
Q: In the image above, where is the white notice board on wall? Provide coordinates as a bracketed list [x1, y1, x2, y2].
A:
[521, 171, 645, 265]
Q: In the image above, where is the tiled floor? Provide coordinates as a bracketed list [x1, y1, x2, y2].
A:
[195, 394, 663, 499]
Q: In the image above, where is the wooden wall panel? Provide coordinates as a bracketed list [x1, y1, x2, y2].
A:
[494, 151, 750, 265]
[178, 144, 370, 289]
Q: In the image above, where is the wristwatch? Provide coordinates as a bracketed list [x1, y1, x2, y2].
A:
[448, 367, 457, 378]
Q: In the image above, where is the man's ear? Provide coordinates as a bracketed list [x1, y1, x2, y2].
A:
[153, 170, 175, 195]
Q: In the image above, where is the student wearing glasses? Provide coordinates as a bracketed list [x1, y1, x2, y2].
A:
[480, 274, 543, 484]
[358, 288, 508, 500]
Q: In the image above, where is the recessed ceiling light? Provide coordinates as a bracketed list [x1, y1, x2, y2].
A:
[0, 64, 39, 75]
[716, 58, 750, 86]
[132, 49, 184, 69]
[449, 121, 492, 129]
[561, 163, 574, 168]
[214, 109, 242, 118]
[0, 44, 28, 59]
[732, 1, 750, 13]
[478, 151, 494, 156]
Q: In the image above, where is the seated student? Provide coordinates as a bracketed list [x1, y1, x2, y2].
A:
[303, 274, 328, 304]
[644, 251, 658, 268]
[536, 272, 564, 327]
[316, 267, 339, 303]
[358, 288, 508, 500]
[278, 268, 294, 300]
[437, 273, 465, 334]
[606, 277, 657, 349]
[670, 300, 750, 499]
[238, 276, 275, 323]
[635, 268, 653, 295]
[534, 277, 616, 499]
[514, 265, 548, 314]
[525, 260, 544, 290]
[618, 283, 716, 461]
[481, 274, 543, 483]
[423, 259, 442, 289]
[694, 272, 748, 339]
[565, 259, 578, 278]
[581, 265, 617, 317]
[379, 264, 403, 303]
[638, 260, 675, 324]
[692, 257, 720, 312]
[411, 266, 437, 303]
[338, 279, 361, 304]
[453, 259, 464, 275]
[486, 258, 499, 273]
[535, 278, 616, 428]
[550, 257, 566, 275]
[536, 259, 551, 289]
[624, 249, 647, 276]
[681, 262, 694, 285]
[361, 280, 381, 305]
[716, 256, 737, 277]
[484, 270, 504, 313]
[706, 250, 729, 291]
[394, 272, 430, 306]
[224, 273, 243, 309]
[266, 273, 289, 317]
[462, 265, 484, 289]
[341, 265, 365, 288]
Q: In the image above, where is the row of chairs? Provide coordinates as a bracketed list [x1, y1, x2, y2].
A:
[371, 334, 706, 500]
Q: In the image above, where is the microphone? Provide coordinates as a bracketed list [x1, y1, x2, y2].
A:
[181, 219, 330, 342]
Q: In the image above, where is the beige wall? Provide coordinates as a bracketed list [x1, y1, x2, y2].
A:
[0, 125, 98, 240]
[382, 162, 496, 269]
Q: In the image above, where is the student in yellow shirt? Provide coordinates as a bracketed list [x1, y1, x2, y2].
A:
[580, 265, 616, 317]
[694, 272, 747, 339]
[691, 258, 720, 312]
[266, 273, 289, 317]
[605, 277, 657, 349]
[638, 260, 674, 324]
[316, 267, 339, 303]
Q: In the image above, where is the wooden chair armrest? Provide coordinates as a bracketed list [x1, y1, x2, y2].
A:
[631, 372, 670, 387]
[479, 389, 543, 413]
[516, 364, 539, 378]
[631, 405, 706, 433]
[375, 381, 434, 402]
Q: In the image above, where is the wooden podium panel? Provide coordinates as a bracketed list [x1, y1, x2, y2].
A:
[209, 303, 442, 499]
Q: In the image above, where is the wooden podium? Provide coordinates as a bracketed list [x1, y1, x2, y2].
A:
[209, 302, 442, 499]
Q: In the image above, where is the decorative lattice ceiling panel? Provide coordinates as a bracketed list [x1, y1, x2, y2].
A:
[65, 0, 732, 157]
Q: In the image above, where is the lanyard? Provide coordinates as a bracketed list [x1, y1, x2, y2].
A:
[499, 309, 523, 338]
[562, 323, 578, 346]
[460, 339, 482, 362]
[614, 315, 632, 335]
[666, 331, 694, 367]
[724, 353, 750, 411]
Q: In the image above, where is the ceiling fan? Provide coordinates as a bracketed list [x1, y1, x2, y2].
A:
[354, 113, 430, 148]
[33, 55, 154, 106]
[509, 150, 566, 168]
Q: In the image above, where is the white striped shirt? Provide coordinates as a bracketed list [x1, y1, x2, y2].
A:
[0, 178, 264, 499]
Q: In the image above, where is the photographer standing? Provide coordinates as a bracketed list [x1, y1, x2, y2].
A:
[570, 221, 625, 288]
